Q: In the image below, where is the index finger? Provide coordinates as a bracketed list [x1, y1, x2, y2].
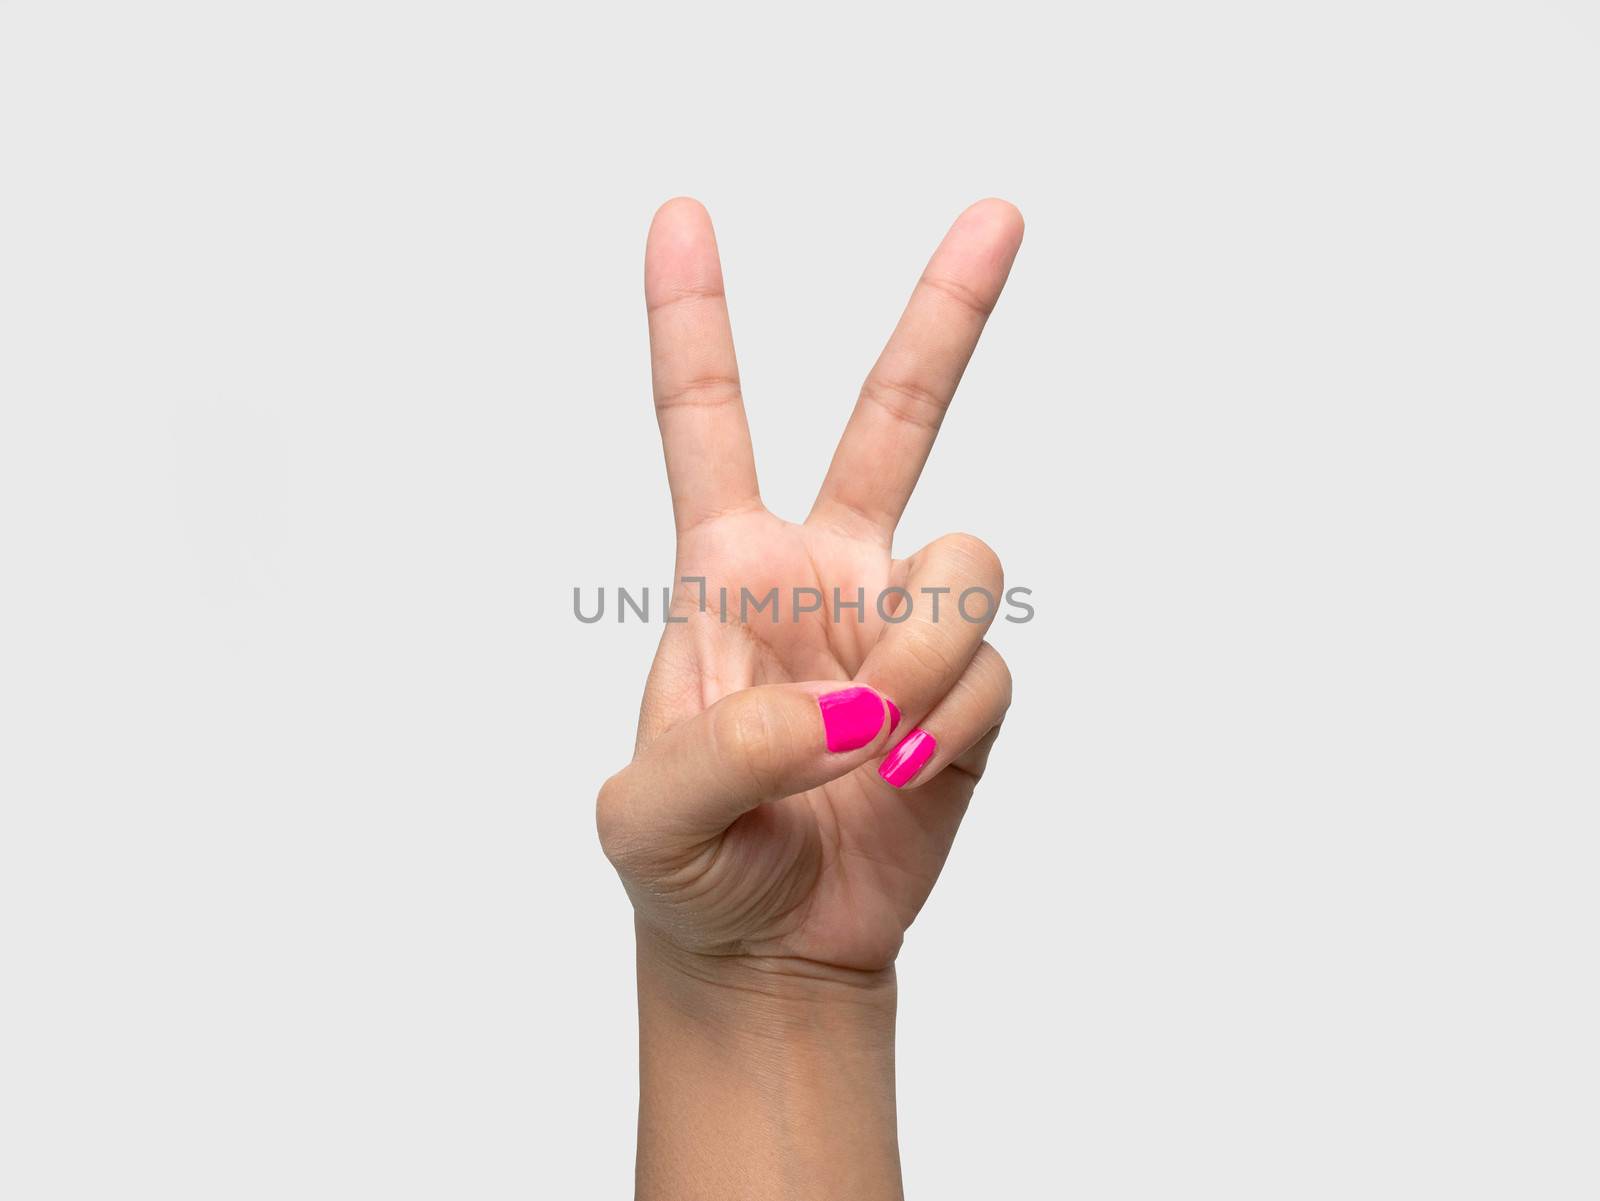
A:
[645, 198, 762, 535]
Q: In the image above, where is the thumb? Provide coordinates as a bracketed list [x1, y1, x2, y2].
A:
[597, 682, 898, 857]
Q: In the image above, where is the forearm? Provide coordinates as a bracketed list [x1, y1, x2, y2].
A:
[634, 927, 902, 1200]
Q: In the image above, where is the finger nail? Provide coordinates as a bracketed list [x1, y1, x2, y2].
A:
[878, 728, 937, 788]
[885, 698, 902, 734]
[818, 687, 888, 752]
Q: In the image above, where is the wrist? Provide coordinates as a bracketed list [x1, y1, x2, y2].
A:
[636, 922, 898, 1041]
[633, 921, 903, 1201]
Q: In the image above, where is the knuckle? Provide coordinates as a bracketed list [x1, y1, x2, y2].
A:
[919, 270, 996, 318]
[977, 641, 1014, 710]
[940, 531, 1004, 591]
[653, 374, 743, 411]
[859, 374, 946, 434]
[946, 641, 1012, 716]
[645, 281, 727, 317]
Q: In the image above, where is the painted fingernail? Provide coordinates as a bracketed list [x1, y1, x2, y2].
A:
[885, 698, 902, 735]
[818, 687, 888, 752]
[878, 728, 937, 788]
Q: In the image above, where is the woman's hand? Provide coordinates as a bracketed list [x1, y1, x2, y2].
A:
[598, 197, 1024, 1200]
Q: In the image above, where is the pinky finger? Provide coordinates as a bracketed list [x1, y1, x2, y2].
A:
[877, 642, 1012, 790]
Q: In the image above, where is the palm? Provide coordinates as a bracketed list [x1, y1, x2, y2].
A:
[641, 512, 962, 969]
[626, 198, 1023, 972]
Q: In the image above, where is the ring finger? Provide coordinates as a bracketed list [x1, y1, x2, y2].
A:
[877, 641, 1012, 791]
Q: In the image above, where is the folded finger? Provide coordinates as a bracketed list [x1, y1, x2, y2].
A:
[854, 531, 1004, 727]
[878, 641, 1012, 790]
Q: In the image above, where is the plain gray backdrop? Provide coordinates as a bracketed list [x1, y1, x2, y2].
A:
[3, 1, 1596, 1197]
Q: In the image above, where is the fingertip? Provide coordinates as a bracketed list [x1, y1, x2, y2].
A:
[645, 197, 724, 306]
[929, 198, 1024, 285]
[964, 197, 1025, 239]
[650, 195, 712, 231]
[969, 202, 1025, 269]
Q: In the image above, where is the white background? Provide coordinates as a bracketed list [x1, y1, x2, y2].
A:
[3, 2, 1597, 1196]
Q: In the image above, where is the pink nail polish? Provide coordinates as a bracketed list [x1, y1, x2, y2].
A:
[885, 699, 902, 734]
[818, 687, 887, 753]
[879, 728, 937, 788]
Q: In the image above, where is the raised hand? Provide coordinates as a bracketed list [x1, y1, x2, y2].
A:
[601, 195, 1023, 976]
[597, 197, 1024, 1199]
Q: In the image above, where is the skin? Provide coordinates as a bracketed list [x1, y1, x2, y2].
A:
[598, 197, 1025, 1200]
